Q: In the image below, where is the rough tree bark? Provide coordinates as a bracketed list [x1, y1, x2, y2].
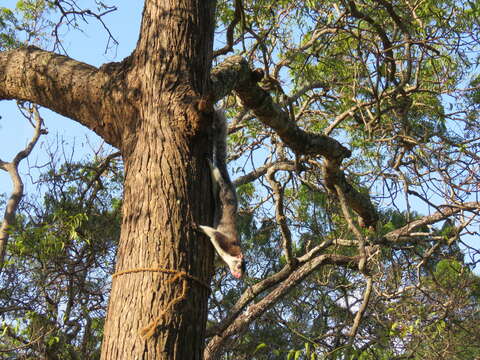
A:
[0, 0, 384, 358]
[1, 0, 217, 358]
[100, 2, 217, 358]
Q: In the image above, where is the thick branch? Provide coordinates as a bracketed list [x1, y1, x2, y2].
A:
[211, 56, 351, 160]
[204, 254, 360, 359]
[0, 46, 132, 147]
[211, 56, 378, 227]
[324, 159, 378, 228]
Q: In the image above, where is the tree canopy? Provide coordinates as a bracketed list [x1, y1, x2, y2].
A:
[1, 0, 480, 359]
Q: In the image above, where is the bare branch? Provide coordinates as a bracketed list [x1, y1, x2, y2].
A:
[79, 151, 122, 206]
[213, 0, 244, 57]
[323, 159, 378, 228]
[334, 184, 367, 271]
[346, 0, 396, 83]
[266, 166, 295, 266]
[211, 58, 350, 158]
[0, 106, 46, 272]
[206, 262, 294, 338]
[52, 0, 118, 54]
[206, 237, 336, 339]
[233, 160, 295, 187]
[285, 81, 331, 105]
[324, 100, 376, 136]
[348, 276, 373, 338]
[384, 202, 480, 243]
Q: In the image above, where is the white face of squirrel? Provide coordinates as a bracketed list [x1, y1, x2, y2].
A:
[199, 225, 245, 278]
[228, 254, 245, 279]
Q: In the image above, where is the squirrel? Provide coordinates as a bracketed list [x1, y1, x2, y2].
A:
[199, 110, 245, 279]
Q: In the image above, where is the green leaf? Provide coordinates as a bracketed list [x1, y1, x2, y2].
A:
[287, 349, 295, 360]
[254, 343, 267, 354]
[294, 350, 302, 360]
[304, 342, 310, 355]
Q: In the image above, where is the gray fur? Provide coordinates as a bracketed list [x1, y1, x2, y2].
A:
[199, 110, 245, 278]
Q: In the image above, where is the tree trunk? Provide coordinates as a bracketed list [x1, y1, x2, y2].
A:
[101, 0, 217, 358]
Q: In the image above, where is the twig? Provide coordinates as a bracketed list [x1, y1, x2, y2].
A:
[213, 0, 244, 57]
[233, 160, 295, 187]
[0, 326, 55, 354]
[79, 151, 121, 206]
[52, 0, 118, 54]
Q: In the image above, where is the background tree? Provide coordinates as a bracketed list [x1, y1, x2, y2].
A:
[1, 147, 121, 359]
[1, 0, 480, 359]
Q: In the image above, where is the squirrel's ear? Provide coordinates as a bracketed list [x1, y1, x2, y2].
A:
[199, 225, 216, 239]
[199, 226, 226, 248]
